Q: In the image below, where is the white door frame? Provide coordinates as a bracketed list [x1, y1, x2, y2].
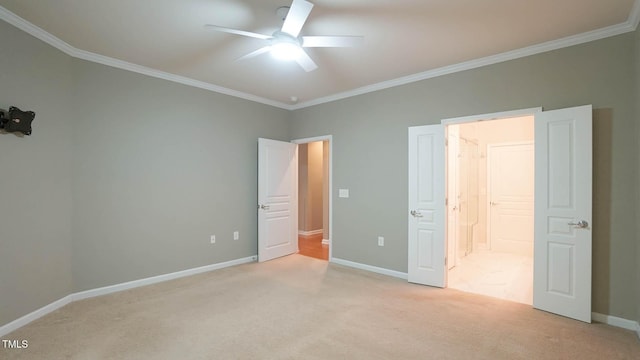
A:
[446, 125, 460, 269]
[441, 108, 543, 125]
[292, 135, 333, 261]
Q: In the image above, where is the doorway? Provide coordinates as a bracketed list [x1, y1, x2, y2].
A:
[294, 137, 332, 261]
[407, 105, 592, 322]
[446, 116, 534, 304]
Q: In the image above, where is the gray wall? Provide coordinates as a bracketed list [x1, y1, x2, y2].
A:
[0, 18, 290, 326]
[636, 25, 640, 327]
[71, 59, 290, 291]
[1, 16, 639, 328]
[290, 33, 638, 320]
[0, 20, 74, 326]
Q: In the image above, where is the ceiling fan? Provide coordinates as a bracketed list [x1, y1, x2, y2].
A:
[205, 0, 363, 72]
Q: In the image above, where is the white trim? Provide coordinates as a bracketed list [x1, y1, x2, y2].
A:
[73, 256, 256, 301]
[292, 135, 333, 261]
[591, 312, 640, 332]
[331, 258, 408, 280]
[2, 5, 639, 111]
[0, 295, 73, 337]
[630, 0, 640, 30]
[0, 256, 256, 337]
[327, 260, 640, 335]
[0, 6, 77, 57]
[298, 229, 323, 236]
[441, 107, 542, 125]
[0, 6, 291, 110]
[290, 21, 635, 110]
[75, 50, 290, 110]
[321, 239, 330, 245]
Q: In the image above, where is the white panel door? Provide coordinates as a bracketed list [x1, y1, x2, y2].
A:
[533, 105, 592, 322]
[488, 142, 534, 256]
[408, 125, 446, 287]
[258, 138, 298, 262]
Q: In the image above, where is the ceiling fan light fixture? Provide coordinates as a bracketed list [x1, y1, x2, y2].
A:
[206, 0, 360, 72]
[270, 41, 303, 61]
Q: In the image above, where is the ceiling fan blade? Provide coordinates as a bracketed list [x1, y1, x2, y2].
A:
[302, 36, 364, 48]
[295, 50, 318, 72]
[204, 24, 272, 40]
[236, 46, 272, 61]
[281, 0, 314, 38]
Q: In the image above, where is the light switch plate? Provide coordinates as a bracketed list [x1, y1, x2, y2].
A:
[339, 189, 350, 198]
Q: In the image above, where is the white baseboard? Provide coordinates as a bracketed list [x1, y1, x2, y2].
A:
[0, 295, 73, 338]
[0, 256, 256, 337]
[298, 229, 323, 236]
[327, 262, 639, 337]
[591, 312, 640, 332]
[331, 257, 408, 280]
[73, 256, 256, 301]
[321, 239, 330, 245]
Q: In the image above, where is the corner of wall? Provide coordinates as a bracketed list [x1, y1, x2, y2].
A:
[0, 18, 74, 328]
[635, 24, 640, 327]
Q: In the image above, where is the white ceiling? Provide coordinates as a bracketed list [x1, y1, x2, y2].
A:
[0, 0, 638, 109]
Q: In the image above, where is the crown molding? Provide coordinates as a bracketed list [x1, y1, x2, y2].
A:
[630, 0, 640, 30]
[0, 5, 76, 57]
[0, 6, 292, 110]
[71, 47, 292, 110]
[290, 18, 639, 110]
[2, 3, 638, 112]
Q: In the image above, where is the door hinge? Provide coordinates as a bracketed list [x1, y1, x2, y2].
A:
[445, 257, 448, 266]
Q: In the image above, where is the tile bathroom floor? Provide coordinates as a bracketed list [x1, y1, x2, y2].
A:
[448, 250, 533, 305]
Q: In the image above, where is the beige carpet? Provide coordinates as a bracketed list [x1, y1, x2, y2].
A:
[1, 254, 639, 359]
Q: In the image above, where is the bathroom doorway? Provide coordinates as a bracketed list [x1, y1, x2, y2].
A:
[446, 116, 534, 304]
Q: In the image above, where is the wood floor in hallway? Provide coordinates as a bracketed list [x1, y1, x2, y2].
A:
[298, 233, 328, 261]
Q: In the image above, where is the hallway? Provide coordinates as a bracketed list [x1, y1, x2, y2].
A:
[298, 234, 328, 261]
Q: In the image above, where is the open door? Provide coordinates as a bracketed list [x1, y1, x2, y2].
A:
[408, 125, 446, 287]
[408, 106, 591, 321]
[258, 138, 298, 262]
[533, 105, 592, 322]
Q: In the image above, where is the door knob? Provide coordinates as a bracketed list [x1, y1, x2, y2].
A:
[490, 201, 499, 206]
[568, 220, 588, 228]
[410, 210, 423, 218]
[258, 204, 270, 210]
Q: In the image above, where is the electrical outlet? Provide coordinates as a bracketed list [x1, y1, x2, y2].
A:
[378, 236, 384, 246]
[210, 235, 216, 244]
[233, 231, 239, 240]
